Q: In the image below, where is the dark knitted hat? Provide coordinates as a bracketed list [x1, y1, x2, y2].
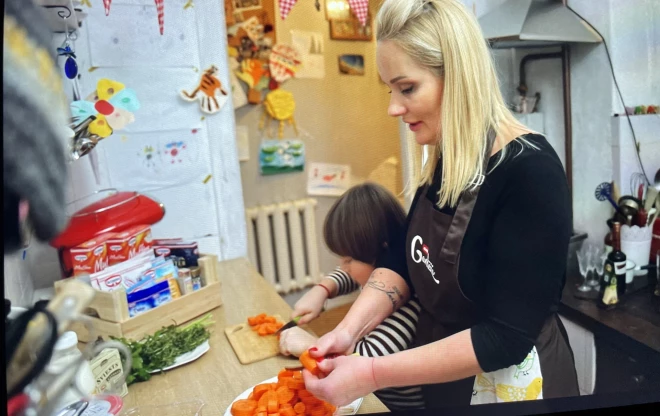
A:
[3, 0, 71, 253]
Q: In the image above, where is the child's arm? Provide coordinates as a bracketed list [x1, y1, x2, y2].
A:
[355, 297, 421, 357]
[326, 267, 360, 297]
[291, 268, 358, 324]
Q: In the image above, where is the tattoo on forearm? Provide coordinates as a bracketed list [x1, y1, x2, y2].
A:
[366, 273, 403, 311]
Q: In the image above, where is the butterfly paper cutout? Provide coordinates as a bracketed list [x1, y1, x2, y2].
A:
[71, 79, 140, 138]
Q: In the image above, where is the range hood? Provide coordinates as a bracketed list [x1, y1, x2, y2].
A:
[478, 0, 602, 49]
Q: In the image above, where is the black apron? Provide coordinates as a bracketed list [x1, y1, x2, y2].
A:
[405, 132, 579, 408]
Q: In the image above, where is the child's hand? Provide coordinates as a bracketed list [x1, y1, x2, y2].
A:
[291, 284, 329, 324]
[279, 326, 318, 357]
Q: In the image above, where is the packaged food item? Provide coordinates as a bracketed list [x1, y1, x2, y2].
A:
[90, 348, 128, 397]
[89, 251, 155, 292]
[106, 225, 153, 266]
[127, 280, 171, 317]
[190, 267, 202, 291]
[68, 233, 116, 277]
[190, 267, 204, 288]
[167, 255, 186, 269]
[153, 241, 199, 267]
[152, 259, 181, 299]
[176, 268, 194, 295]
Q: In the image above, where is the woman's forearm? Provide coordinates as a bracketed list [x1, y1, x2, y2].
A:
[336, 268, 410, 342]
[373, 329, 483, 388]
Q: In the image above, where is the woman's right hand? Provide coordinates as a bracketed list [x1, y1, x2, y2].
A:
[291, 285, 329, 324]
[308, 327, 357, 358]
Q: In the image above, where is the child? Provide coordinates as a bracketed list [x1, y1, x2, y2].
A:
[278, 182, 425, 411]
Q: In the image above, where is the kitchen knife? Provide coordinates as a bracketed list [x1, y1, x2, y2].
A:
[276, 316, 301, 335]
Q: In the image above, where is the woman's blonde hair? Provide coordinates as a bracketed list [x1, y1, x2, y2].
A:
[376, 0, 533, 208]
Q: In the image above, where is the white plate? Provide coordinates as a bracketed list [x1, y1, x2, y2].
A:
[224, 376, 363, 416]
[149, 340, 210, 374]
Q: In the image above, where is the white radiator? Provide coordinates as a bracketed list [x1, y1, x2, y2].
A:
[245, 198, 321, 294]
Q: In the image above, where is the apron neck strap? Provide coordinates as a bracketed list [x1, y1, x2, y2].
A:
[439, 128, 497, 265]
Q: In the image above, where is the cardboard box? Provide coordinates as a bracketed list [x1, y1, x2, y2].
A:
[69, 233, 115, 277]
[106, 225, 153, 266]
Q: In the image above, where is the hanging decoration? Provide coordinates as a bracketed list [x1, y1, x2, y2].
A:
[347, 0, 369, 26]
[103, 0, 112, 16]
[235, 59, 269, 104]
[269, 44, 301, 83]
[81, 0, 92, 7]
[279, 0, 298, 20]
[70, 78, 140, 138]
[180, 65, 229, 114]
[183, 0, 194, 9]
[57, 41, 78, 80]
[259, 89, 298, 139]
[155, 0, 165, 35]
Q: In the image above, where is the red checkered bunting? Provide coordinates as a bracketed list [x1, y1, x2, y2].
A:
[279, 0, 298, 20]
[103, 0, 112, 16]
[155, 0, 164, 35]
[348, 0, 369, 26]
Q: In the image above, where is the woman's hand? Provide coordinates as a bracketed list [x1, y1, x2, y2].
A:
[308, 328, 357, 358]
[302, 355, 378, 407]
[291, 285, 329, 325]
[278, 327, 318, 357]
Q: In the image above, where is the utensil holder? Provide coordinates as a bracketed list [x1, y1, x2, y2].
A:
[621, 225, 652, 276]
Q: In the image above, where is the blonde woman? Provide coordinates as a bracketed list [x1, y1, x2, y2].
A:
[302, 0, 579, 409]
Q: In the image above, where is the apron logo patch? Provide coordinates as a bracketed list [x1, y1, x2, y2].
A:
[411, 235, 439, 284]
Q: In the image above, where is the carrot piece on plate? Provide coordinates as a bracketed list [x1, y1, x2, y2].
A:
[276, 386, 295, 404]
[286, 378, 305, 390]
[253, 384, 271, 401]
[281, 408, 296, 416]
[293, 402, 305, 414]
[267, 399, 279, 413]
[230, 399, 257, 416]
[278, 369, 294, 380]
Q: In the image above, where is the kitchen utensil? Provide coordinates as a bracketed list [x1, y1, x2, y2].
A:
[224, 314, 284, 364]
[595, 182, 627, 218]
[274, 315, 301, 335]
[618, 196, 641, 225]
[630, 172, 647, 199]
[54, 400, 88, 416]
[644, 186, 659, 212]
[50, 189, 164, 249]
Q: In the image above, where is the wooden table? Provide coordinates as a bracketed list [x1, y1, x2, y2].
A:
[121, 257, 389, 415]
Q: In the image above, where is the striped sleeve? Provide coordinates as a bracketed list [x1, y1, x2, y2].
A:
[355, 297, 421, 357]
[325, 268, 360, 297]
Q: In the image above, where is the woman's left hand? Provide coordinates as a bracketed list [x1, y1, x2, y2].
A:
[302, 355, 378, 407]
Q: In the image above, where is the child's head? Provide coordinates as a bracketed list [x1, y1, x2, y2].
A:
[323, 182, 406, 284]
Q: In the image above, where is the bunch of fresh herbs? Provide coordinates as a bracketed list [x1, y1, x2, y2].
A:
[113, 313, 213, 385]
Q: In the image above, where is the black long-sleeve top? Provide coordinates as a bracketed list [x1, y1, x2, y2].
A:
[389, 134, 572, 372]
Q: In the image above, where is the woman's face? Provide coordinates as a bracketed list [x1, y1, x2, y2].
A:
[340, 257, 375, 286]
[377, 40, 445, 146]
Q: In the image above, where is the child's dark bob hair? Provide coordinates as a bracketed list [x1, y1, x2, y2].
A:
[323, 182, 406, 266]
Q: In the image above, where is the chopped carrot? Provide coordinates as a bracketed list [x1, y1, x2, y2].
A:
[299, 350, 321, 377]
[267, 413, 280, 416]
[256, 413, 266, 416]
[297, 389, 311, 398]
[257, 406, 267, 413]
[253, 384, 271, 401]
[293, 402, 305, 414]
[308, 405, 326, 416]
[230, 399, 257, 416]
[292, 371, 303, 380]
[257, 326, 269, 336]
[278, 369, 294, 379]
[281, 408, 296, 416]
[267, 399, 279, 413]
[286, 378, 305, 390]
[276, 386, 295, 404]
[263, 316, 276, 323]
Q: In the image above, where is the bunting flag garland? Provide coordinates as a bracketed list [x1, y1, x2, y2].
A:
[155, 0, 165, 35]
[279, 0, 298, 20]
[103, 0, 112, 16]
[348, 0, 369, 26]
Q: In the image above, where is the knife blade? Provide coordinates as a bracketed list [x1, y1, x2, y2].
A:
[276, 316, 301, 334]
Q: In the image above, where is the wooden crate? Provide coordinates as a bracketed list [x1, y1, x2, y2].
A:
[54, 254, 223, 343]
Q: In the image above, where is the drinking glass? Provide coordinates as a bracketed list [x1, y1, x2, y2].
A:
[576, 243, 592, 292]
[589, 246, 604, 288]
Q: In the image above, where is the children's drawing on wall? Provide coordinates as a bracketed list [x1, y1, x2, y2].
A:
[290, 30, 325, 79]
[138, 144, 159, 170]
[163, 141, 187, 164]
[307, 163, 351, 196]
[260, 89, 298, 138]
[338, 54, 365, 76]
[234, 0, 262, 11]
[180, 65, 229, 114]
[269, 44, 301, 83]
[259, 139, 305, 175]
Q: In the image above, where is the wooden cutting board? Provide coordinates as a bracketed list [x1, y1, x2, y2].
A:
[224, 315, 283, 364]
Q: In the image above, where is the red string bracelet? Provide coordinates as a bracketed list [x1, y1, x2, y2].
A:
[316, 283, 331, 297]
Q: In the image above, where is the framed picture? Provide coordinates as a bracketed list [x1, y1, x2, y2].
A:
[338, 54, 364, 75]
[329, 15, 373, 41]
[233, 0, 262, 11]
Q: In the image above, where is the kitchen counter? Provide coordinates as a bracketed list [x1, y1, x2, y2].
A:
[560, 269, 660, 359]
[121, 257, 389, 415]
